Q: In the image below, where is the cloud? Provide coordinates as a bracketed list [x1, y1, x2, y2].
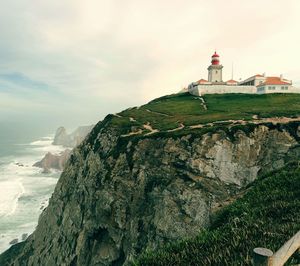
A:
[0, 72, 51, 91]
[0, 0, 299, 129]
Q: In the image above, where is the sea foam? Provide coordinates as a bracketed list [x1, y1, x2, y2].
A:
[0, 134, 62, 253]
[0, 180, 25, 217]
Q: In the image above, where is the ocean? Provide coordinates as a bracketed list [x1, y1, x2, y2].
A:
[0, 124, 63, 253]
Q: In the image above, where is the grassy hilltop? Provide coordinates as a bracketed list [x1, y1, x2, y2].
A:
[111, 93, 300, 136]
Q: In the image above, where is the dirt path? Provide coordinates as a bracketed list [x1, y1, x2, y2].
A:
[167, 123, 185, 132]
[143, 123, 159, 135]
[252, 116, 300, 125]
[145, 109, 172, 117]
[189, 124, 204, 129]
[189, 116, 300, 130]
[121, 129, 143, 137]
[199, 97, 207, 110]
[121, 116, 300, 138]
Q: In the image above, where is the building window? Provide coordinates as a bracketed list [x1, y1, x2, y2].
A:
[215, 71, 218, 74]
[257, 87, 264, 93]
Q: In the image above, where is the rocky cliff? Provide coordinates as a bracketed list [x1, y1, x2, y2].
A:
[53, 125, 93, 148]
[2, 111, 300, 265]
[33, 150, 71, 173]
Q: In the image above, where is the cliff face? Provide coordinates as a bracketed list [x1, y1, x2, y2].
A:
[4, 117, 300, 266]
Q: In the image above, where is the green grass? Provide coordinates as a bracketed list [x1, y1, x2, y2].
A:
[133, 163, 300, 266]
[204, 93, 300, 119]
[111, 93, 300, 135]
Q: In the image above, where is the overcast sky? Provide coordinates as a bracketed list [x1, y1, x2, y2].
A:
[0, 0, 299, 132]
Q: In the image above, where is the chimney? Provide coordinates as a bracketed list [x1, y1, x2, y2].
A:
[280, 74, 283, 81]
[263, 72, 266, 77]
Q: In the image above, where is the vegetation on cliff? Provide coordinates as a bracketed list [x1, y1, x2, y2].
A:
[1, 93, 300, 266]
[134, 163, 300, 266]
[112, 93, 300, 134]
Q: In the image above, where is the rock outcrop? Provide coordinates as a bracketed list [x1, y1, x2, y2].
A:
[52, 127, 68, 146]
[33, 150, 71, 173]
[2, 117, 300, 266]
[53, 125, 93, 148]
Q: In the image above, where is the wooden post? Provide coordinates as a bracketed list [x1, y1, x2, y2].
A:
[253, 247, 273, 266]
[252, 230, 300, 266]
[272, 231, 300, 266]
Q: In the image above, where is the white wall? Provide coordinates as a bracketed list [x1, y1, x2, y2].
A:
[189, 85, 257, 96]
[259, 85, 300, 94]
[188, 84, 300, 96]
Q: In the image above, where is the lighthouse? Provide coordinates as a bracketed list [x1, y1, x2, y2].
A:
[188, 51, 298, 96]
[208, 51, 223, 83]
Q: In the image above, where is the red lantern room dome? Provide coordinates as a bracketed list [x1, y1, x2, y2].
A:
[211, 51, 220, 65]
[212, 51, 219, 57]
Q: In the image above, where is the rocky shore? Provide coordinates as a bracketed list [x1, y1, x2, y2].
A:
[33, 150, 71, 173]
[33, 125, 93, 173]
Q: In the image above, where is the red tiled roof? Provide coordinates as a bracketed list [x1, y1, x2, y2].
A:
[257, 77, 291, 86]
[198, 79, 209, 84]
[226, 79, 238, 83]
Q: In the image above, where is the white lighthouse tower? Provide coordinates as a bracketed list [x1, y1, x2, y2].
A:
[208, 51, 223, 83]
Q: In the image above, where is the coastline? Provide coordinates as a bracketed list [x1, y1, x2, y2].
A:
[0, 135, 63, 253]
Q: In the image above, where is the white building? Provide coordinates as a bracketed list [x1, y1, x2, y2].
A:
[252, 76, 296, 94]
[188, 52, 300, 96]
